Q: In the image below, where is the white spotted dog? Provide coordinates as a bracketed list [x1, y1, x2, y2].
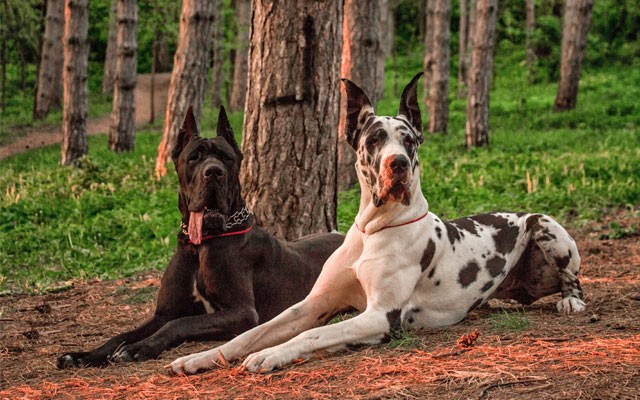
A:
[170, 73, 586, 375]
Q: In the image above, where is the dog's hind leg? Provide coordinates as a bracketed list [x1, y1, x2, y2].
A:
[528, 214, 586, 314]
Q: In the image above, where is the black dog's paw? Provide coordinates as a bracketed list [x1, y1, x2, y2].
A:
[110, 343, 161, 363]
[57, 352, 97, 369]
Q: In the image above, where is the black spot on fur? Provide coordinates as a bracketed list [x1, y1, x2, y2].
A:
[435, 279, 440, 286]
[525, 214, 543, 231]
[420, 239, 436, 272]
[467, 298, 484, 314]
[444, 222, 461, 245]
[554, 253, 571, 269]
[470, 213, 508, 228]
[458, 261, 480, 288]
[494, 225, 520, 254]
[435, 226, 442, 239]
[451, 217, 480, 236]
[481, 281, 494, 292]
[486, 255, 506, 277]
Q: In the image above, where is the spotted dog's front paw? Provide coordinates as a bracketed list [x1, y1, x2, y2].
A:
[242, 346, 303, 373]
[169, 349, 222, 375]
[556, 297, 586, 314]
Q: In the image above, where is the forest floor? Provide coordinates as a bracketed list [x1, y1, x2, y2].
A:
[0, 212, 639, 399]
[0, 73, 171, 161]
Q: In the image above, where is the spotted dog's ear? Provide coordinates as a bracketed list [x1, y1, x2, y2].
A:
[216, 105, 242, 159]
[341, 78, 374, 150]
[398, 72, 423, 137]
[172, 106, 199, 162]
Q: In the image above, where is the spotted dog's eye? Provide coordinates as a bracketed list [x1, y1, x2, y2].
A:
[404, 135, 416, 147]
[366, 130, 385, 149]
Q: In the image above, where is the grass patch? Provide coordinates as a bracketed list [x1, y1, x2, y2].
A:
[489, 308, 530, 331]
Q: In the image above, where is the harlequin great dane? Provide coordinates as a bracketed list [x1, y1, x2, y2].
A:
[170, 74, 586, 374]
[57, 107, 343, 368]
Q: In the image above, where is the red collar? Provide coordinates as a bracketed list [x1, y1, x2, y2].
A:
[186, 225, 253, 245]
[355, 211, 428, 234]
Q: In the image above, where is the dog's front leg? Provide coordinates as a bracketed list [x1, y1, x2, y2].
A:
[170, 239, 364, 375]
[242, 257, 423, 372]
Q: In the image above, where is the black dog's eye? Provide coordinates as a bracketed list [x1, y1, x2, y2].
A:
[187, 152, 200, 162]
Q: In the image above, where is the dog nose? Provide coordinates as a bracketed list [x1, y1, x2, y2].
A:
[203, 165, 225, 180]
[389, 155, 409, 172]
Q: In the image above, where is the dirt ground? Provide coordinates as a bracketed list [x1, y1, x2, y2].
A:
[0, 214, 638, 399]
[0, 73, 171, 161]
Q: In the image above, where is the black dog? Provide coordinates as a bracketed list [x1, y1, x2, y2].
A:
[57, 107, 343, 368]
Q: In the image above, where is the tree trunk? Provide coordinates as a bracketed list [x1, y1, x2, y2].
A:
[553, 0, 593, 111]
[423, 0, 436, 100]
[428, 0, 451, 133]
[525, 0, 536, 83]
[241, 0, 341, 240]
[61, 0, 89, 165]
[229, 0, 250, 112]
[109, 0, 137, 152]
[458, 0, 468, 97]
[149, 35, 157, 124]
[465, 0, 497, 148]
[210, 0, 224, 108]
[155, 0, 215, 178]
[34, 0, 64, 119]
[338, 0, 384, 190]
[0, 0, 7, 112]
[103, 0, 118, 95]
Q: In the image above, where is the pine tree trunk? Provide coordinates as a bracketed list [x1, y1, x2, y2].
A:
[149, 35, 157, 124]
[229, 0, 250, 112]
[155, 0, 215, 178]
[553, 0, 593, 111]
[240, 0, 341, 240]
[458, 0, 468, 97]
[210, 0, 223, 108]
[423, 0, 436, 100]
[338, 0, 384, 190]
[109, 0, 137, 152]
[103, 0, 118, 95]
[34, 0, 64, 119]
[0, 0, 7, 112]
[525, 0, 536, 83]
[428, 0, 451, 133]
[465, 0, 497, 148]
[61, 0, 89, 165]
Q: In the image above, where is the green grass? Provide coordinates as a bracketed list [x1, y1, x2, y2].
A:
[489, 308, 530, 331]
[1, 52, 639, 293]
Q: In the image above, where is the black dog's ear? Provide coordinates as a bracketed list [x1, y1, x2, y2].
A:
[172, 106, 199, 161]
[341, 78, 374, 149]
[398, 72, 423, 135]
[216, 106, 241, 157]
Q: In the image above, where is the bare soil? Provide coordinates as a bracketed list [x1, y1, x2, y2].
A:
[0, 73, 171, 161]
[1, 214, 638, 399]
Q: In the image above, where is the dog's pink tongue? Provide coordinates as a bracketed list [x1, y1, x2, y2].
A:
[188, 211, 204, 244]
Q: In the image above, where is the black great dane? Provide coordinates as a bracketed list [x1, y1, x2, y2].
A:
[57, 107, 343, 368]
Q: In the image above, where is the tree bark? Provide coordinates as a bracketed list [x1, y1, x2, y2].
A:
[0, 0, 7, 112]
[553, 0, 593, 111]
[240, 0, 341, 240]
[229, 0, 250, 112]
[61, 0, 89, 165]
[210, 0, 224, 108]
[525, 0, 536, 83]
[103, 0, 118, 95]
[109, 0, 137, 152]
[465, 0, 497, 148]
[34, 0, 64, 119]
[423, 0, 436, 100]
[155, 0, 215, 178]
[458, 0, 468, 97]
[338, 0, 384, 190]
[428, 0, 451, 133]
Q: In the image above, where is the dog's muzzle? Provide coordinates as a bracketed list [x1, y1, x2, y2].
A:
[377, 155, 412, 206]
